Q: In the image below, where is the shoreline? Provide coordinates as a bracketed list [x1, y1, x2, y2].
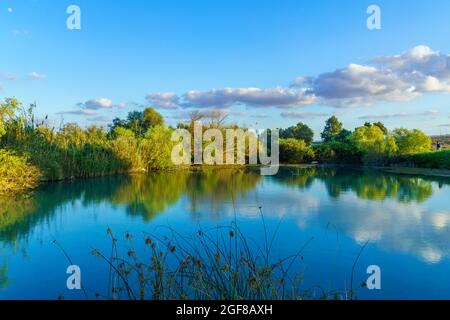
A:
[3, 163, 450, 197]
[373, 166, 450, 178]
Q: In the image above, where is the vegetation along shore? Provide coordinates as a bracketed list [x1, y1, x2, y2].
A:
[1, 97, 448, 194]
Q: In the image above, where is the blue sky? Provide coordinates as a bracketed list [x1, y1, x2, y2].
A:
[1, 0, 450, 138]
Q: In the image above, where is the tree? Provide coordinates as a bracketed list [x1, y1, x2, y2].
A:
[321, 116, 343, 142]
[335, 129, 352, 142]
[373, 122, 388, 135]
[393, 128, 432, 154]
[109, 107, 164, 137]
[351, 125, 398, 158]
[280, 122, 314, 145]
[143, 107, 164, 128]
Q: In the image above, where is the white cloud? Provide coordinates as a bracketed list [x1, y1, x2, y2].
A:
[29, 71, 46, 80]
[145, 45, 450, 110]
[146, 92, 179, 109]
[81, 98, 113, 110]
[312, 63, 419, 107]
[181, 87, 316, 109]
[8, 8, 13, 13]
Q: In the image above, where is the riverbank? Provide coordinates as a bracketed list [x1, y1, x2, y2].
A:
[375, 166, 450, 178]
[281, 163, 450, 178]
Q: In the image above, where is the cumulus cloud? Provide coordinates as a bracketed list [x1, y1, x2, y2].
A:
[79, 98, 113, 110]
[146, 87, 316, 110]
[311, 64, 419, 107]
[373, 45, 450, 80]
[146, 92, 179, 109]
[181, 87, 316, 109]
[145, 45, 450, 110]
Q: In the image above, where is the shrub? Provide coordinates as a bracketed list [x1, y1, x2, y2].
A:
[0, 149, 41, 194]
[314, 141, 362, 164]
[279, 138, 315, 164]
[392, 150, 450, 170]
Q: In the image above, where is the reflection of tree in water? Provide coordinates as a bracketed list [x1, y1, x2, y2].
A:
[271, 166, 317, 189]
[276, 166, 441, 203]
[0, 169, 260, 243]
[186, 168, 261, 220]
[111, 172, 190, 220]
[0, 263, 10, 289]
[0, 177, 126, 243]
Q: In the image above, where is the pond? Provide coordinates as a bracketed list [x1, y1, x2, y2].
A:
[1, 166, 450, 299]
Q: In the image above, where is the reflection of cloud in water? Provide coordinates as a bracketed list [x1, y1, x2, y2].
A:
[319, 193, 450, 264]
[191, 183, 450, 264]
[187, 186, 320, 229]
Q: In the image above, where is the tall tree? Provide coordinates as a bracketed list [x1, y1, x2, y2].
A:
[373, 121, 388, 135]
[109, 107, 164, 137]
[280, 122, 314, 145]
[143, 107, 164, 128]
[321, 116, 343, 142]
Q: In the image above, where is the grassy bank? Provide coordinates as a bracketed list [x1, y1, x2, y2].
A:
[390, 150, 450, 170]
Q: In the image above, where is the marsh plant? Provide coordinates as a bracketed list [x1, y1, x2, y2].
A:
[90, 213, 354, 300]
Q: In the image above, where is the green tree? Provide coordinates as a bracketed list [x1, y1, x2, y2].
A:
[351, 125, 398, 159]
[321, 116, 343, 142]
[143, 107, 164, 128]
[374, 121, 388, 135]
[393, 128, 432, 154]
[110, 107, 164, 137]
[280, 122, 314, 145]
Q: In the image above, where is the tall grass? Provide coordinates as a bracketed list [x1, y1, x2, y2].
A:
[90, 221, 354, 300]
[0, 101, 175, 192]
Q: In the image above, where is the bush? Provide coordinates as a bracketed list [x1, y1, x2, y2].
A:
[314, 141, 362, 164]
[0, 149, 41, 194]
[279, 139, 315, 164]
[392, 150, 450, 170]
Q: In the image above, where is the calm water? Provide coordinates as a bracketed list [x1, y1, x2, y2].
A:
[1, 166, 450, 300]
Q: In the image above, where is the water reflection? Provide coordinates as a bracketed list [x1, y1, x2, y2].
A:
[1, 167, 450, 266]
[273, 167, 434, 202]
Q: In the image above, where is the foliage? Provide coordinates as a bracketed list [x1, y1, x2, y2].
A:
[141, 126, 174, 171]
[393, 128, 432, 154]
[0, 98, 21, 139]
[110, 107, 164, 137]
[351, 124, 398, 164]
[391, 150, 450, 170]
[321, 116, 343, 142]
[279, 122, 314, 145]
[314, 140, 362, 164]
[0, 149, 41, 194]
[279, 138, 315, 164]
[91, 222, 347, 300]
